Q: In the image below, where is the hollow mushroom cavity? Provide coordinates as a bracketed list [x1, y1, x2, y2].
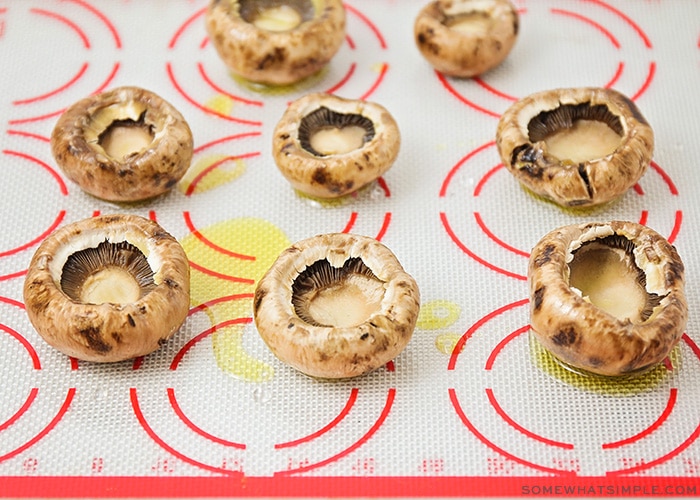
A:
[253, 233, 420, 379]
[528, 221, 687, 377]
[51, 86, 193, 202]
[272, 93, 400, 199]
[496, 87, 654, 208]
[23, 214, 190, 362]
[205, 0, 346, 86]
[414, 0, 519, 78]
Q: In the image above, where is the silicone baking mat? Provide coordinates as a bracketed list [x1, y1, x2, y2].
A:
[1, 0, 700, 497]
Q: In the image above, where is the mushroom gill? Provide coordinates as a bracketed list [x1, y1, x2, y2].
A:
[298, 107, 376, 157]
[291, 257, 384, 328]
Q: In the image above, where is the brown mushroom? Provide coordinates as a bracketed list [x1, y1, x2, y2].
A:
[272, 92, 400, 199]
[414, 0, 519, 78]
[253, 233, 420, 379]
[528, 221, 687, 377]
[496, 87, 654, 208]
[205, 0, 346, 86]
[51, 86, 193, 202]
[23, 214, 190, 362]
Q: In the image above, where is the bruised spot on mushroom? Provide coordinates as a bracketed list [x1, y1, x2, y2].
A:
[533, 244, 556, 267]
[552, 327, 577, 346]
[80, 326, 112, 353]
[532, 286, 545, 311]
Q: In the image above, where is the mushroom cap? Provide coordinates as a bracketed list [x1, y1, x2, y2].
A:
[51, 86, 193, 202]
[205, 0, 346, 86]
[253, 233, 420, 379]
[272, 92, 401, 199]
[496, 87, 654, 208]
[23, 214, 190, 362]
[528, 221, 687, 376]
[414, 0, 519, 78]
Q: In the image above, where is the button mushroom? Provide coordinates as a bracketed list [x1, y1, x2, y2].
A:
[23, 214, 190, 362]
[253, 233, 420, 379]
[51, 86, 194, 202]
[205, 0, 346, 86]
[528, 221, 687, 377]
[496, 87, 654, 208]
[272, 92, 401, 199]
[414, 0, 519, 78]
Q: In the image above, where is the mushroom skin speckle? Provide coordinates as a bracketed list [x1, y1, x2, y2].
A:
[414, 0, 519, 78]
[23, 214, 190, 362]
[253, 233, 420, 379]
[496, 87, 654, 208]
[51, 86, 193, 203]
[529, 221, 687, 377]
[272, 93, 401, 199]
[205, 0, 346, 86]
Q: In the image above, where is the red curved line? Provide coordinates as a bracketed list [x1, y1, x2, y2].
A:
[193, 132, 262, 154]
[343, 4, 386, 49]
[474, 164, 504, 197]
[485, 325, 529, 370]
[441, 142, 496, 197]
[440, 212, 526, 282]
[474, 212, 529, 258]
[324, 62, 357, 95]
[8, 108, 65, 126]
[0, 210, 65, 258]
[189, 293, 255, 316]
[6, 130, 50, 142]
[683, 333, 700, 361]
[275, 388, 359, 449]
[167, 388, 246, 449]
[341, 212, 358, 233]
[551, 8, 619, 49]
[188, 260, 256, 285]
[62, 0, 122, 48]
[130, 388, 242, 476]
[667, 210, 682, 245]
[196, 62, 264, 106]
[168, 7, 207, 49]
[3, 150, 68, 195]
[631, 61, 655, 101]
[13, 62, 88, 105]
[31, 8, 90, 48]
[275, 388, 395, 475]
[90, 62, 120, 95]
[606, 419, 700, 476]
[0, 388, 75, 464]
[375, 213, 391, 242]
[185, 152, 261, 196]
[486, 388, 574, 449]
[345, 34, 356, 50]
[359, 62, 388, 101]
[376, 177, 390, 197]
[436, 71, 500, 118]
[632, 183, 644, 196]
[583, 0, 652, 48]
[0, 270, 27, 282]
[650, 161, 678, 195]
[0, 324, 41, 370]
[170, 318, 253, 370]
[0, 296, 25, 309]
[638, 209, 648, 226]
[473, 77, 516, 102]
[604, 61, 624, 89]
[602, 388, 677, 449]
[183, 211, 256, 261]
[449, 388, 575, 475]
[167, 62, 262, 126]
[449, 299, 529, 371]
[0, 388, 38, 432]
